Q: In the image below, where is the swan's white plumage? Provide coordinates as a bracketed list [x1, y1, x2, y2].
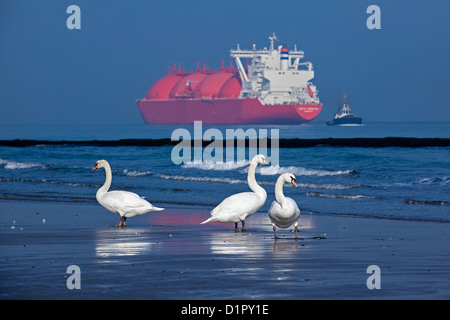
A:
[268, 173, 300, 238]
[201, 154, 268, 229]
[93, 159, 163, 226]
[97, 190, 163, 218]
[204, 191, 266, 223]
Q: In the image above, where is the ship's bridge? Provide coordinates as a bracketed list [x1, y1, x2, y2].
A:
[230, 33, 320, 106]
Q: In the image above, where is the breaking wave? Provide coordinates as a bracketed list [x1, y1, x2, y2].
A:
[181, 160, 249, 171]
[0, 158, 47, 170]
[255, 165, 356, 177]
[157, 174, 361, 190]
[416, 176, 450, 185]
[157, 174, 244, 185]
[181, 160, 355, 177]
[122, 169, 152, 177]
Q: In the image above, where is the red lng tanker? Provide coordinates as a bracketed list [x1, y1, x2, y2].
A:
[137, 33, 322, 124]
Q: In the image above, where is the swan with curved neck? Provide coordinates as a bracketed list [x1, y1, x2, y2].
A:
[92, 159, 164, 227]
[201, 154, 269, 232]
[268, 173, 300, 239]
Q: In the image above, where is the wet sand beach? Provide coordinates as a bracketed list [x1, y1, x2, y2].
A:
[1, 201, 449, 300]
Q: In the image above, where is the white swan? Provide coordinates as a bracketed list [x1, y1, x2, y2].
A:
[201, 154, 269, 232]
[268, 173, 300, 239]
[92, 159, 164, 227]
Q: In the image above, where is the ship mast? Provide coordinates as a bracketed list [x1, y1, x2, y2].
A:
[268, 32, 277, 51]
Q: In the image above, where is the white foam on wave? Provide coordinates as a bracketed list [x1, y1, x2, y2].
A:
[0, 158, 46, 170]
[416, 176, 450, 185]
[122, 169, 152, 177]
[181, 160, 355, 177]
[181, 160, 249, 171]
[244, 165, 355, 177]
[158, 174, 244, 185]
[157, 174, 360, 190]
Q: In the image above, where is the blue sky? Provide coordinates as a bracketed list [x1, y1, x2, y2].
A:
[0, 0, 449, 124]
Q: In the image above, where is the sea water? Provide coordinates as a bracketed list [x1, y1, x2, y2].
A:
[0, 122, 449, 222]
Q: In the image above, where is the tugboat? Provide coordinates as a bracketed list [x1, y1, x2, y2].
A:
[327, 95, 362, 126]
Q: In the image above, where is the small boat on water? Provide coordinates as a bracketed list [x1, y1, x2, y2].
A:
[327, 95, 362, 126]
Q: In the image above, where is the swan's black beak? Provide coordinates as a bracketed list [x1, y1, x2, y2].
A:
[92, 165, 98, 172]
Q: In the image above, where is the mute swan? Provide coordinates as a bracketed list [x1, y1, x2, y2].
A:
[201, 154, 269, 232]
[268, 173, 300, 239]
[92, 159, 164, 227]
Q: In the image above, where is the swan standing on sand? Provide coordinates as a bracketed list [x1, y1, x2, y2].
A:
[268, 173, 300, 239]
[201, 154, 269, 232]
[92, 159, 164, 227]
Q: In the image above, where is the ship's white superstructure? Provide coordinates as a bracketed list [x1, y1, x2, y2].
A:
[334, 104, 355, 119]
[230, 32, 320, 105]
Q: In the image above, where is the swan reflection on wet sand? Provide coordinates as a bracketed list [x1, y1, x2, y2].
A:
[95, 228, 154, 261]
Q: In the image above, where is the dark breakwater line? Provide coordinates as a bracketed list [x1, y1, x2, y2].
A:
[0, 137, 449, 148]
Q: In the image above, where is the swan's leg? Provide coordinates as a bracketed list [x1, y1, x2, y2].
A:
[122, 217, 127, 227]
[273, 226, 278, 239]
[241, 220, 246, 232]
[234, 223, 239, 232]
[294, 225, 298, 239]
[118, 216, 124, 227]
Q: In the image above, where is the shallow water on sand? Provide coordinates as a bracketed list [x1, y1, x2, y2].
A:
[1, 202, 449, 300]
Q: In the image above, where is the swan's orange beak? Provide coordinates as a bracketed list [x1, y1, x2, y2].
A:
[263, 160, 270, 165]
[292, 179, 298, 187]
[92, 165, 98, 172]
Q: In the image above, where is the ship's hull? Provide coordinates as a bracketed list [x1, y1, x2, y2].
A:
[137, 98, 322, 124]
[327, 117, 363, 126]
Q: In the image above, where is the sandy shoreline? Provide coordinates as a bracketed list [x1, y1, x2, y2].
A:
[0, 201, 449, 300]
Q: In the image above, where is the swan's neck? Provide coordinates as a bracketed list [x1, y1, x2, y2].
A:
[97, 163, 112, 198]
[248, 161, 266, 197]
[275, 176, 287, 205]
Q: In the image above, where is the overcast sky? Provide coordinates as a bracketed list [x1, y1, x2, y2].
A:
[0, 0, 449, 125]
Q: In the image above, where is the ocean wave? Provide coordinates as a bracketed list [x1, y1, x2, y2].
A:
[306, 191, 375, 200]
[0, 177, 96, 188]
[299, 182, 361, 190]
[403, 199, 450, 206]
[122, 169, 152, 177]
[181, 160, 249, 171]
[157, 174, 360, 190]
[244, 165, 356, 177]
[181, 160, 355, 177]
[0, 158, 47, 170]
[157, 174, 244, 185]
[0, 192, 93, 203]
[416, 176, 450, 185]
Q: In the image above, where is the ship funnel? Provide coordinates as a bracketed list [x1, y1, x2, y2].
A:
[280, 46, 289, 71]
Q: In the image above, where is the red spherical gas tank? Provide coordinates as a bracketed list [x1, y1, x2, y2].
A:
[146, 72, 184, 100]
